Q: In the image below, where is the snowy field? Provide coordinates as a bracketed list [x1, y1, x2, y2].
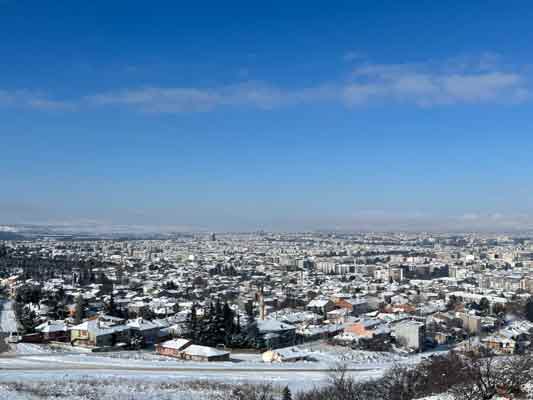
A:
[0, 341, 445, 399]
[1, 342, 422, 374]
[0, 342, 416, 397]
[0, 352, 376, 392]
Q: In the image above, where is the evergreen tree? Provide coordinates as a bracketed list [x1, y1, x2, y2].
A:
[14, 304, 39, 334]
[479, 297, 490, 315]
[282, 386, 292, 400]
[245, 301, 255, 321]
[139, 307, 155, 321]
[245, 312, 259, 349]
[21, 307, 38, 333]
[203, 302, 222, 346]
[56, 286, 66, 303]
[59, 303, 70, 320]
[106, 293, 117, 317]
[215, 299, 223, 317]
[213, 300, 225, 345]
[186, 303, 198, 341]
[223, 302, 235, 335]
[235, 313, 241, 334]
[74, 295, 85, 324]
[99, 272, 113, 294]
[526, 297, 533, 322]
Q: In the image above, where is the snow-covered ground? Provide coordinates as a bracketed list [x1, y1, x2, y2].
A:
[86, 342, 421, 369]
[0, 336, 447, 397]
[0, 350, 381, 373]
[0, 378, 231, 400]
[0, 343, 406, 393]
[0, 367, 334, 393]
[0, 300, 17, 334]
[15, 343, 59, 354]
[299, 342, 405, 365]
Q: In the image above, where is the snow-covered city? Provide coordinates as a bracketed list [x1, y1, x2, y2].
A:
[1, 231, 533, 399]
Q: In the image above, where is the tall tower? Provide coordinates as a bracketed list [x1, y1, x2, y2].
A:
[258, 284, 266, 320]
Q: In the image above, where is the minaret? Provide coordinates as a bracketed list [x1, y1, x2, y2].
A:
[259, 285, 266, 320]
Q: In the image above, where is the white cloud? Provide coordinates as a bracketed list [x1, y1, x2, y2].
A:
[0, 53, 529, 113]
[0, 89, 75, 111]
[86, 81, 337, 113]
[441, 72, 522, 102]
[89, 87, 221, 112]
[88, 55, 529, 112]
[343, 51, 365, 62]
[344, 59, 528, 106]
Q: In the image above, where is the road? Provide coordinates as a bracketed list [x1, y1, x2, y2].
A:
[0, 351, 382, 372]
[0, 357, 376, 373]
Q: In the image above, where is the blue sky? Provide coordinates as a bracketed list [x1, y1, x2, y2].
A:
[1, 1, 533, 232]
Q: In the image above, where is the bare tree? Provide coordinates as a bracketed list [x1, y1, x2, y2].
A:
[499, 353, 533, 397]
[380, 364, 425, 400]
[295, 350, 533, 400]
[450, 353, 502, 400]
[416, 351, 469, 395]
[226, 383, 275, 400]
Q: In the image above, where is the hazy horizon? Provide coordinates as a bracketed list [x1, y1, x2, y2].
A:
[2, 213, 533, 235]
[2, 2, 532, 232]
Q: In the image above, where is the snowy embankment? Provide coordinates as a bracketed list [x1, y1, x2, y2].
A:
[0, 378, 230, 400]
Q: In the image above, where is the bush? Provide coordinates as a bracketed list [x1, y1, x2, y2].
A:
[295, 352, 533, 400]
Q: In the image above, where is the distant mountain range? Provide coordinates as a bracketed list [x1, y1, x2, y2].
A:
[0, 223, 203, 240]
[0, 231, 25, 240]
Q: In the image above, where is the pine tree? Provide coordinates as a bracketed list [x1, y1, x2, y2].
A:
[214, 300, 226, 345]
[223, 302, 235, 335]
[479, 297, 490, 315]
[245, 300, 255, 321]
[282, 386, 292, 400]
[187, 303, 198, 341]
[56, 287, 66, 303]
[235, 313, 241, 334]
[526, 297, 533, 322]
[207, 302, 222, 346]
[245, 308, 259, 349]
[215, 299, 223, 317]
[18, 306, 38, 334]
[74, 295, 85, 324]
[107, 293, 117, 317]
